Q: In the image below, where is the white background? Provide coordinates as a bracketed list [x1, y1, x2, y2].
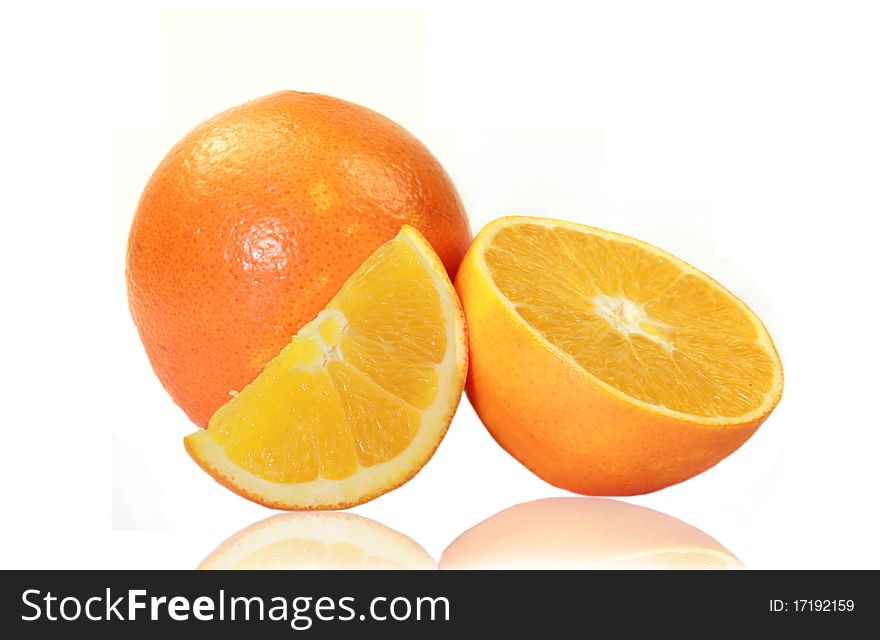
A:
[2, 0, 878, 569]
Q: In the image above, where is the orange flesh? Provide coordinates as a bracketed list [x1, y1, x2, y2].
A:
[206, 238, 445, 483]
[484, 224, 776, 418]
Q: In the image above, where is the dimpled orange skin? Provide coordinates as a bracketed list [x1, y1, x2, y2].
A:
[454, 238, 766, 496]
[127, 91, 471, 427]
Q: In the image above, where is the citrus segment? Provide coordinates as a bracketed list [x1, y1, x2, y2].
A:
[455, 216, 783, 495]
[186, 226, 467, 509]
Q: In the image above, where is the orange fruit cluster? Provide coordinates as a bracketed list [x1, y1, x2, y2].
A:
[126, 92, 783, 508]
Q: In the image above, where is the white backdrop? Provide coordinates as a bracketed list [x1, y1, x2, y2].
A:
[2, 0, 878, 569]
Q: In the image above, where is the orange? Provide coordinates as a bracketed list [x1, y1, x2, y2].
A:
[126, 91, 471, 427]
[440, 498, 742, 569]
[455, 216, 783, 495]
[199, 512, 435, 570]
[185, 227, 467, 509]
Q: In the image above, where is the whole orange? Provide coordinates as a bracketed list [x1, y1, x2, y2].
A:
[126, 91, 471, 427]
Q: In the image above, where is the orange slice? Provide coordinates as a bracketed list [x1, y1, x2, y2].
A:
[455, 216, 783, 495]
[186, 226, 467, 509]
[199, 513, 435, 570]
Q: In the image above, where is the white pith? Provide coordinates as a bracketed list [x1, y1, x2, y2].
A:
[294, 309, 348, 371]
[591, 294, 673, 351]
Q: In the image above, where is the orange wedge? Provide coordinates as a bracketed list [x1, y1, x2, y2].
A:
[186, 226, 467, 509]
[455, 216, 783, 495]
[199, 513, 435, 570]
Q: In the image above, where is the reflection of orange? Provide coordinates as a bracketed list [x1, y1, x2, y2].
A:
[199, 512, 435, 570]
[441, 498, 742, 569]
[127, 91, 471, 427]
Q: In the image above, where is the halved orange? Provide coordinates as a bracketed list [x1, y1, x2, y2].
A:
[186, 226, 467, 509]
[199, 512, 435, 570]
[455, 216, 783, 495]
